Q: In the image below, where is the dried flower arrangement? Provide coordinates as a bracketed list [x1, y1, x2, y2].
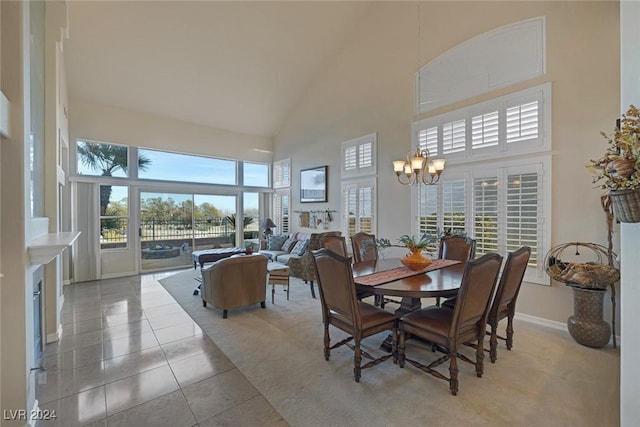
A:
[586, 105, 640, 190]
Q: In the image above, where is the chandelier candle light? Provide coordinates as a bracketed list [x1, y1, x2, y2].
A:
[393, 149, 446, 185]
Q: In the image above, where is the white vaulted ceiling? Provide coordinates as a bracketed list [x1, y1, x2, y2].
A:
[65, 1, 370, 138]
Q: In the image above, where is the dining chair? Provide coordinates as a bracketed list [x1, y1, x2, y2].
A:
[398, 252, 502, 395]
[319, 234, 348, 257]
[311, 248, 397, 382]
[434, 235, 477, 306]
[442, 246, 531, 363]
[351, 232, 378, 263]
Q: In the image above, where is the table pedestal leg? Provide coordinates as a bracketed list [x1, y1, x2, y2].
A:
[380, 297, 421, 352]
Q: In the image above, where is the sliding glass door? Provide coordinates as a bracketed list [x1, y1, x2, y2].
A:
[139, 191, 236, 272]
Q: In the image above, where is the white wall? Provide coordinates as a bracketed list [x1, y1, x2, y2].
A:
[619, 2, 640, 425]
[274, 2, 620, 325]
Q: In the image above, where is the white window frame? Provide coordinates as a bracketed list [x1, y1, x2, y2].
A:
[413, 157, 550, 285]
[341, 133, 377, 178]
[342, 177, 377, 238]
[273, 158, 291, 189]
[413, 83, 551, 164]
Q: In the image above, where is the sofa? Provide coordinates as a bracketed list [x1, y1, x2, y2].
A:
[200, 253, 269, 318]
[260, 231, 341, 298]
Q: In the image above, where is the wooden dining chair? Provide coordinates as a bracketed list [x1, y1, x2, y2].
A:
[434, 235, 477, 306]
[351, 232, 378, 263]
[311, 248, 397, 382]
[319, 234, 348, 257]
[398, 253, 502, 395]
[442, 246, 531, 363]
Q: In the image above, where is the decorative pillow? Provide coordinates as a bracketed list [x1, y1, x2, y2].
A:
[291, 240, 308, 256]
[267, 234, 288, 251]
[282, 237, 298, 253]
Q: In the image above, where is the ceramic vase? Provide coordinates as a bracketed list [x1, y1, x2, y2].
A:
[400, 248, 432, 271]
[567, 286, 611, 348]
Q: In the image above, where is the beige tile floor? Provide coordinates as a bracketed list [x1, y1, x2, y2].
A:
[37, 272, 287, 427]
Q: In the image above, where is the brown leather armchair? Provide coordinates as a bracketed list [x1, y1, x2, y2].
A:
[201, 254, 269, 318]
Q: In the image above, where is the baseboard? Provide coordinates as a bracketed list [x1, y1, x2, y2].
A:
[515, 312, 566, 331]
[515, 312, 621, 346]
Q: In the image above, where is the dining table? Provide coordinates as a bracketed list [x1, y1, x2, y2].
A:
[352, 257, 465, 315]
[352, 258, 465, 351]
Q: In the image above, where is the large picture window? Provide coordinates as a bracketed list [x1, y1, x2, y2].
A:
[77, 140, 129, 178]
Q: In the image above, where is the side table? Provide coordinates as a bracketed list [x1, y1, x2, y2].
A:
[267, 262, 289, 304]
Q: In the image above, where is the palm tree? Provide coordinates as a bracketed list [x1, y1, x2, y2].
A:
[77, 142, 151, 215]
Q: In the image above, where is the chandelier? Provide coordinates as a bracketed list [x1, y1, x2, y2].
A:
[393, 148, 445, 185]
[392, 2, 445, 186]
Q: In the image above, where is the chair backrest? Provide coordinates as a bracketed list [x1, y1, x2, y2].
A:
[489, 246, 531, 321]
[320, 235, 348, 257]
[438, 236, 476, 262]
[351, 232, 378, 263]
[450, 253, 503, 337]
[311, 248, 360, 329]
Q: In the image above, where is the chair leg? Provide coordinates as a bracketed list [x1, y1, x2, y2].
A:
[449, 352, 459, 396]
[392, 326, 398, 364]
[272, 285, 275, 304]
[260, 301, 266, 309]
[202, 300, 207, 307]
[475, 338, 484, 378]
[353, 339, 362, 382]
[506, 314, 515, 350]
[309, 281, 316, 299]
[323, 324, 330, 361]
[398, 331, 406, 368]
[489, 323, 498, 363]
[222, 309, 228, 319]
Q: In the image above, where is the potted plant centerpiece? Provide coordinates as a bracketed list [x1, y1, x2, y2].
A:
[398, 233, 437, 271]
[586, 105, 640, 222]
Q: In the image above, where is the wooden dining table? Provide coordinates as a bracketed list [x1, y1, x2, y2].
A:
[352, 258, 465, 316]
[352, 258, 465, 352]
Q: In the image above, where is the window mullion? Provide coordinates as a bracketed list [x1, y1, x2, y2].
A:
[497, 167, 508, 254]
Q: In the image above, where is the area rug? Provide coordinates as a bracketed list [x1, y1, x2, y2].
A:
[159, 269, 619, 427]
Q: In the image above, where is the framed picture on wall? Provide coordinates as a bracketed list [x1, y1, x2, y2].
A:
[300, 166, 327, 203]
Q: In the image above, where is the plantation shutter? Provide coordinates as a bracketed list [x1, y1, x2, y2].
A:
[472, 110, 499, 148]
[442, 119, 466, 154]
[506, 172, 539, 266]
[342, 134, 376, 178]
[506, 101, 539, 143]
[418, 126, 439, 156]
[417, 184, 438, 236]
[273, 159, 290, 188]
[442, 180, 466, 234]
[473, 176, 499, 256]
[273, 190, 289, 234]
[342, 179, 376, 238]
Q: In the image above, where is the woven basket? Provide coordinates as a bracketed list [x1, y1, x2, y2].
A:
[610, 188, 640, 223]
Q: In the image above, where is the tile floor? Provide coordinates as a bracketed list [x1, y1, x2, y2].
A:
[37, 271, 287, 427]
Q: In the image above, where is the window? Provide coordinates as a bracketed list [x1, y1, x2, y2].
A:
[77, 140, 129, 178]
[414, 84, 551, 284]
[243, 162, 270, 188]
[342, 178, 376, 237]
[137, 148, 237, 185]
[416, 160, 549, 284]
[273, 189, 290, 234]
[341, 133, 376, 178]
[273, 158, 291, 188]
[100, 185, 128, 250]
[414, 83, 550, 163]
